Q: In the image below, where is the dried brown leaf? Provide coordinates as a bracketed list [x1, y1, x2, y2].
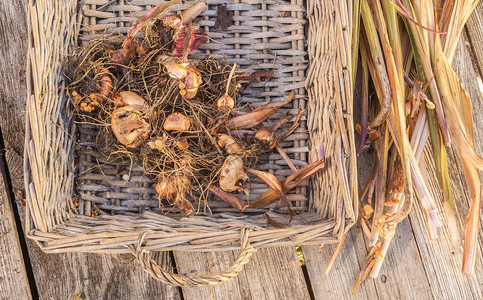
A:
[265, 210, 293, 228]
[251, 158, 325, 208]
[214, 3, 233, 30]
[246, 167, 282, 195]
[225, 91, 295, 130]
[209, 185, 248, 211]
[237, 70, 274, 83]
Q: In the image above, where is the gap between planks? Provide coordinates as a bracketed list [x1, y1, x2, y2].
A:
[0, 143, 32, 299]
[1, 0, 181, 299]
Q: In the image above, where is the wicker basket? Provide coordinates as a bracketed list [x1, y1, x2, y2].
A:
[25, 0, 357, 286]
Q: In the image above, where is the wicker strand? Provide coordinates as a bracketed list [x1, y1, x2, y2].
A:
[128, 229, 256, 287]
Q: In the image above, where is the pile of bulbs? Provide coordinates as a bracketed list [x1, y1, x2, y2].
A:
[68, 1, 324, 224]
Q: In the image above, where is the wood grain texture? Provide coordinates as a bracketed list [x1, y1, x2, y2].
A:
[367, 218, 433, 300]
[303, 222, 433, 300]
[174, 247, 310, 300]
[0, 0, 26, 196]
[0, 0, 32, 297]
[303, 149, 433, 300]
[0, 1, 181, 299]
[466, 2, 483, 78]
[26, 246, 181, 300]
[0, 172, 31, 299]
[302, 230, 379, 300]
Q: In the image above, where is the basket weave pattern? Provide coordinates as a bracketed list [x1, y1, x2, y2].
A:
[25, 0, 356, 257]
[77, 0, 310, 217]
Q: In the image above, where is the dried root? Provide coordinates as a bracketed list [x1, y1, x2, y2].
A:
[67, 2, 324, 221]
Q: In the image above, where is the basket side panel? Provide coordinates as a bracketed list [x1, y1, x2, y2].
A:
[306, 0, 358, 235]
[25, 1, 80, 232]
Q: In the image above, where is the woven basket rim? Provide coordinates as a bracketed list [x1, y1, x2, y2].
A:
[24, 0, 358, 253]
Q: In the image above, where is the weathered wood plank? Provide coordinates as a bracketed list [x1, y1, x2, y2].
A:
[466, 2, 483, 78]
[302, 230, 379, 300]
[0, 1, 182, 299]
[0, 0, 32, 298]
[368, 218, 433, 300]
[304, 223, 434, 300]
[0, 169, 31, 299]
[26, 246, 181, 300]
[174, 247, 311, 300]
[303, 149, 433, 299]
[0, 0, 26, 197]
[404, 36, 483, 300]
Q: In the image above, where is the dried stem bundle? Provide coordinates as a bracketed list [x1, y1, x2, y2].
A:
[345, 0, 481, 291]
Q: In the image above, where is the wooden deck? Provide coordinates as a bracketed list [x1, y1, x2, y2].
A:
[0, 1, 482, 299]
